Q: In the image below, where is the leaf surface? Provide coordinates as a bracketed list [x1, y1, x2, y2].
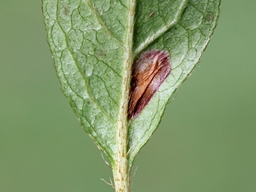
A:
[42, 0, 221, 168]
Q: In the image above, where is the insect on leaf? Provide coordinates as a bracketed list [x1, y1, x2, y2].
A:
[128, 50, 171, 120]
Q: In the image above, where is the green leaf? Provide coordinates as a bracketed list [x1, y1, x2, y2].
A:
[128, 0, 221, 167]
[42, 0, 220, 188]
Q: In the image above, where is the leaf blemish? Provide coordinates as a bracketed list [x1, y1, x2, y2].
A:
[128, 50, 171, 119]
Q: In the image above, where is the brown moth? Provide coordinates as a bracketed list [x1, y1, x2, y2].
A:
[128, 50, 171, 119]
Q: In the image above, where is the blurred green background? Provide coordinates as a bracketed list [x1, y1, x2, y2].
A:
[1, 1, 256, 192]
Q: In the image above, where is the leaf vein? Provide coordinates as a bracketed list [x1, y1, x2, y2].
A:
[86, 0, 124, 49]
[54, 7, 115, 124]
